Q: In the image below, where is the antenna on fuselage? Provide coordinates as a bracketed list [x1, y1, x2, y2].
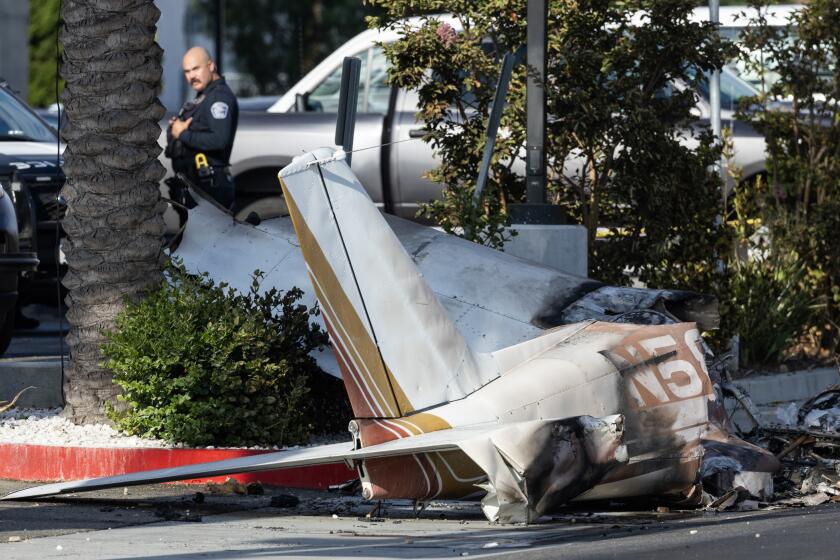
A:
[335, 57, 362, 167]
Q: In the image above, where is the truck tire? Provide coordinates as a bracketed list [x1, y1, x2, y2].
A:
[0, 309, 14, 355]
[233, 196, 289, 223]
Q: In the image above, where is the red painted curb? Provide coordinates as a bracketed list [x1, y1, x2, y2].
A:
[0, 443, 356, 488]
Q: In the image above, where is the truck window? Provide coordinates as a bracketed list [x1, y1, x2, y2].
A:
[307, 50, 370, 113]
[366, 47, 391, 114]
[306, 47, 391, 114]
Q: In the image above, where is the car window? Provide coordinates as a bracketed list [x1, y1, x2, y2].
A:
[659, 68, 759, 112]
[0, 88, 56, 142]
[695, 69, 759, 111]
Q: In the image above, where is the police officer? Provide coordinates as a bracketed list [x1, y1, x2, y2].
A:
[166, 46, 238, 209]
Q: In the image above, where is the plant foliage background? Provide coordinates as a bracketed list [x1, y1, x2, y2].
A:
[368, 0, 733, 292]
[29, 0, 64, 108]
[367, 0, 837, 365]
[732, 0, 840, 360]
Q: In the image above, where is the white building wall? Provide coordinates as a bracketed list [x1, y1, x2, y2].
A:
[156, 0, 190, 112]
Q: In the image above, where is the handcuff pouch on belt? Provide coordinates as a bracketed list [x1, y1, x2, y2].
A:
[194, 153, 214, 190]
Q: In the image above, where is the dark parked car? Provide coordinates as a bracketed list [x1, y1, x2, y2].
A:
[0, 80, 64, 318]
[0, 184, 40, 351]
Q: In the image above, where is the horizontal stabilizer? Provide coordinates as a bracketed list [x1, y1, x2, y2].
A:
[2, 425, 507, 501]
[4, 415, 626, 525]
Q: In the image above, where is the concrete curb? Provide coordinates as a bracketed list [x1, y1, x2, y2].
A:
[0, 358, 357, 489]
[0, 443, 356, 486]
[725, 367, 840, 430]
[731, 367, 840, 405]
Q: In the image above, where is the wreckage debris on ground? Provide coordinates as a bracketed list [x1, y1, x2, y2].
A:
[763, 384, 840, 506]
[706, 381, 840, 510]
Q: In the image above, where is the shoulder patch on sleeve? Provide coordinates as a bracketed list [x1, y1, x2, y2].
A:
[210, 101, 229, 119]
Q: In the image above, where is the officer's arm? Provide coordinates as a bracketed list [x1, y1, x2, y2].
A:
[165, 117, 185, 159]
[179, 96, 235, 152]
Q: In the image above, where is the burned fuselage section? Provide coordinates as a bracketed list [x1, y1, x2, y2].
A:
[339, 320, 747, 523]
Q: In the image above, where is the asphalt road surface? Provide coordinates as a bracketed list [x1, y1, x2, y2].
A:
[1, 480, 838, 559]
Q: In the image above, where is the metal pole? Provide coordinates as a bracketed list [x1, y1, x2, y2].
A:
[709, 0, 721, 144]
[526, 0, 547, 204]
[709, 0, 728, 287]
[215, 0, 225, 73]
[474, 52, 518, 204]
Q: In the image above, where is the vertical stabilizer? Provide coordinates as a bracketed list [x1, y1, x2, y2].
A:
[279, 149, 497, 418]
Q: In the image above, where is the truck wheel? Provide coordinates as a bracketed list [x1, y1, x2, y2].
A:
[233, 196, 289, 223]
[0, 309, 15, 355]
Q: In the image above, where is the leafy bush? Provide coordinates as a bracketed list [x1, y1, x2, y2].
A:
[737, 0, 840, 355]
[727, 253, 820, 367]
[717, 133, 824, 365]
[102, 259, 333, 447]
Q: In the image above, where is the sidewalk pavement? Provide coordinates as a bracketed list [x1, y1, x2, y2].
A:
[0, 304, 66, 408]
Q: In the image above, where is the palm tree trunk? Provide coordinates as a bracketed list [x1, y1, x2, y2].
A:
[59, 0, 166, 423]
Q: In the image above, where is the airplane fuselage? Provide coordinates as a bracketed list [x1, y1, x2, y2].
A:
[352, 321, 713, 503]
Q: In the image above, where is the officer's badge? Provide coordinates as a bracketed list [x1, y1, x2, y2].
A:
[211, 102, 229, 119]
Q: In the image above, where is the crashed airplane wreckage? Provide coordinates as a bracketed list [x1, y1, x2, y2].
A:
[3, 148, 778, 523]
[168, 169, 720, 378]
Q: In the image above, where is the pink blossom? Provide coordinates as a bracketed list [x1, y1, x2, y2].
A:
[436, 22, 457, 47]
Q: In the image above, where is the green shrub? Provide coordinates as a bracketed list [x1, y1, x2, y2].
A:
[727, 252, 821, 367]
[738, 0, 840, 355]
[102, 259, 331, 447]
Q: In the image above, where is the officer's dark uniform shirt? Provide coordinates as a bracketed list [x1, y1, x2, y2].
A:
[165, 77, 238, 207]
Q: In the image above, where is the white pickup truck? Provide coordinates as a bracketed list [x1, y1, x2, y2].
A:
[215, 21, 767, 221]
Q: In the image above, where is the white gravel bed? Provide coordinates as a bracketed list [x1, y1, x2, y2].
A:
[0, 408, 350, 450]
[0, 408, 170, 448]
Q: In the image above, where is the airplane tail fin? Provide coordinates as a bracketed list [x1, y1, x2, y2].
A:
[278, 149, 497, 418]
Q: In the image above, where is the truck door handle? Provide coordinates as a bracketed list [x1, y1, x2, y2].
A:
[408, 128, 426, 138]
